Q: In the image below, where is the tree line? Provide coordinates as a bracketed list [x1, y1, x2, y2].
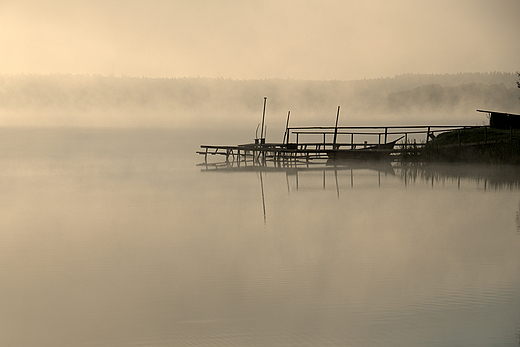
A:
[0, 72, 518, 127]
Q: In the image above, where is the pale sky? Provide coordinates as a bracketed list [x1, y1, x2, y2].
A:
[1, 0, 519, 80]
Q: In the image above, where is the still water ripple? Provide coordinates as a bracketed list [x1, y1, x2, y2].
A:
[0, 128, 519, 347]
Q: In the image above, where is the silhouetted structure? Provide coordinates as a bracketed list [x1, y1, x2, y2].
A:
[478, 110, 520, 129]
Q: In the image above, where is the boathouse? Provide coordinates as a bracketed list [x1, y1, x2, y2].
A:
[478, 110, 520, 129]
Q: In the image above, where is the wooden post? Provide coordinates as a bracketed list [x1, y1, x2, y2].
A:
[404, 133, 408, 159]
[384, 127, 388, 143]
[426, 126, 431, 144]
[283, 111, 290, 145]
[333, 106, 340, 149]
[351, 133, 354, 149]
[260, 97, 267, 143]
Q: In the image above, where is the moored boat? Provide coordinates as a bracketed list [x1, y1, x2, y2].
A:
[325, 137, 402, 161]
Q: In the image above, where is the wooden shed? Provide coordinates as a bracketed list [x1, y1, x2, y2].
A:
[477, 110, 520, 129]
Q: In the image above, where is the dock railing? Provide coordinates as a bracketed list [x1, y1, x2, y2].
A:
[287, 125, 487, 151]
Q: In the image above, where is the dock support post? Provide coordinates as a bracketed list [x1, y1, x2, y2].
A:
[283, 111, 291, 145]
[260, 97, 267, 142]
[333, 106, 340, 149]
[404, 133, 408, 159]
[384, 127, 388, 143]
[225, 149, 231, 163]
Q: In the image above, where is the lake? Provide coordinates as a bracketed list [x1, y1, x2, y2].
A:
[0, 127, 519, 347]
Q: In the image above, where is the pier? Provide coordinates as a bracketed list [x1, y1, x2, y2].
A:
[198, 124, 500, 167]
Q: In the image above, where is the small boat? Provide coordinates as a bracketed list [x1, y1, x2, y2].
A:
[326, 137, 402, 161]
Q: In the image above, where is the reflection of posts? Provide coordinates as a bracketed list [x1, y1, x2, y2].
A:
[259, 172, 266, 224]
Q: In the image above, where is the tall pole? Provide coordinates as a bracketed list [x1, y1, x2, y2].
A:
[260, 97, 267, 143]
[333, 106, 340, 149]
[283, 110, 291, 144]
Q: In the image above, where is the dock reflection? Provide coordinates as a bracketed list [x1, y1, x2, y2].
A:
[396, 163, 520, 190]
[199, 158, 520, 192]
[198, 159, 396, 191]
[199, 160, 520, 228]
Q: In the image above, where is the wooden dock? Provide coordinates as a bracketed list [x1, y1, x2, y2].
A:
[198, 124, 492, 166]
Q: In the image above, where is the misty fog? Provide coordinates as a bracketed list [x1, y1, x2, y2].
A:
[0, 72, 518, 133]
[2, 1, 520, 346]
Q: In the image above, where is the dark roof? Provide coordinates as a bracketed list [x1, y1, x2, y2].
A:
[477, 109, 520, 117]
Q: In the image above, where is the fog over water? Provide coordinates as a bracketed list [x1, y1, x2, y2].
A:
[2, 1, 519, 128]
[1, 72, 519, 129]
[1, 1, 520, 346]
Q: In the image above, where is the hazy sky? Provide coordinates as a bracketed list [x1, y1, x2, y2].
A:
[1, 0, 519, 80]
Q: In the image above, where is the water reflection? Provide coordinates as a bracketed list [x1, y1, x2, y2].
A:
[201, 160, 520, 241]
[200, 159, 520, 192]
[397, 163, 520, 190]
[517, 202, 520, 233]
[1, 128, 519, 347]
[197, 159, 520, 347]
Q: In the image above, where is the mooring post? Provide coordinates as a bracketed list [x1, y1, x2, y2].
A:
[384, 127, 388, 143]
[426, 126, 431, 144]
[333, 106, 340, 149]
[260, 97, 267, 143]
[283, 111, 290, 145]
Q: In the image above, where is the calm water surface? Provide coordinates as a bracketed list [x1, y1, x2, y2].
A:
[0, 127, 519, 347]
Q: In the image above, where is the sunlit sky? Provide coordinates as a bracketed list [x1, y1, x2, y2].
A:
[1, 0, 519, 80]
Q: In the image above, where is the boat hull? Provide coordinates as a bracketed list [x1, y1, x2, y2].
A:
[326, 149, 393, 161]
[326, 138, 400, 161]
